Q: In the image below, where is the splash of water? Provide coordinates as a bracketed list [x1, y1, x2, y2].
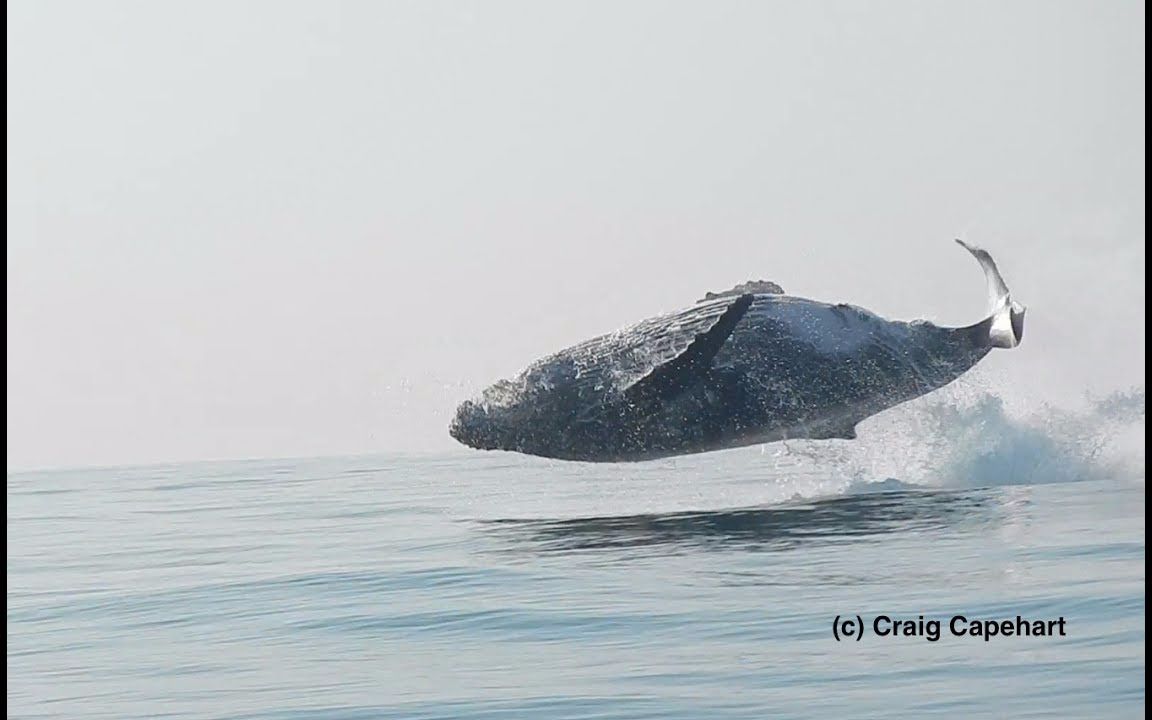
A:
[769, 387, 1145, 492]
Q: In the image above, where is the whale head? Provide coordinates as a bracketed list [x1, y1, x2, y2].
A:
[449, 399, 502, 451]
[449, 378, 534, 453]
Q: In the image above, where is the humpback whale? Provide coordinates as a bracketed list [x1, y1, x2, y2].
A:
[450, 241, 1025, 462]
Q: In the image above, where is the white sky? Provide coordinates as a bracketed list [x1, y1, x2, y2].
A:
[7, 0, 1145, 470]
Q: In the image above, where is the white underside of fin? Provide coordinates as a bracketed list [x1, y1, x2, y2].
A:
[955, 239, 1024, 349]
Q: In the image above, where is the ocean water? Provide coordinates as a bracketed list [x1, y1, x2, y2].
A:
[7, 393, 1146, 719]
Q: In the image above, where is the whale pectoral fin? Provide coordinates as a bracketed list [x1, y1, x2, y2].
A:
[624, 293, 754, 406]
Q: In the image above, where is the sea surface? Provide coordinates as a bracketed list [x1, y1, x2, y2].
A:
[7, 395, 1147, 719]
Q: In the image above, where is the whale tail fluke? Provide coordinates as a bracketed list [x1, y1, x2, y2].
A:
[956, 239, 1026, 349]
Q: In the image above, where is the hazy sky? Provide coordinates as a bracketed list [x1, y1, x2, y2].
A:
[7, 0, 1145, 470]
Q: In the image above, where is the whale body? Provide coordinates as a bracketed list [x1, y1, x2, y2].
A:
[450, 241, 1025, 462]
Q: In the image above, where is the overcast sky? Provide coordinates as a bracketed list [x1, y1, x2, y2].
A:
[7, 0, 1145, 470]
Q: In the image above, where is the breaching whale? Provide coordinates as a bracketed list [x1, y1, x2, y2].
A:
[450, 240, 1025, 462]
